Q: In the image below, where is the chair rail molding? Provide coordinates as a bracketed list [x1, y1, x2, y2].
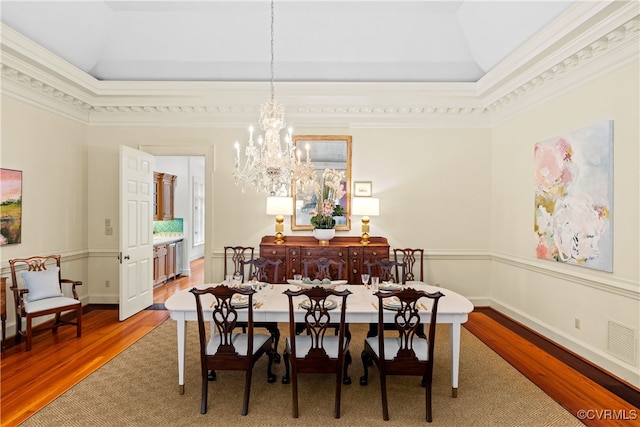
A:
[491, 252, 639, 300]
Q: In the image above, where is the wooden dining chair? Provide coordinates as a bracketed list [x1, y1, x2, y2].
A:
[224, 246, 254, 278]
[302, 257, 345, 280]
[241, 257, 282, 284]
[393, 248, 425, 282]
[9, 255, 83, 351]
[282, 286, 352, 418]
[359, 287, 444, 422]
[365, 258, 406, 284]
[239, 257, 283, 362]
[190, 285, 276, 415]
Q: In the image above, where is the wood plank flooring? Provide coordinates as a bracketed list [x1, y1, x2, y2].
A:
[1, 258, 638, 426]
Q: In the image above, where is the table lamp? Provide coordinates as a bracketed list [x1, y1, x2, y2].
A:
[352, 197, 379, 245]
[266, 196, 294, 244]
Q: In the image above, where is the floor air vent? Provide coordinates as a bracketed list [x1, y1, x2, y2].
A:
[607, 320, 638, 366]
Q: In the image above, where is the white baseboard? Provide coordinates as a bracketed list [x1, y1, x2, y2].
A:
[487, 299, 640, 388]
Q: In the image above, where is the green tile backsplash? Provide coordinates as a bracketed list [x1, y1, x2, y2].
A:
[153, 218, 183, 233]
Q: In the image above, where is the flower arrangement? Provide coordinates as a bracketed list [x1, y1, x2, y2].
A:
[309, 169, 346, 229]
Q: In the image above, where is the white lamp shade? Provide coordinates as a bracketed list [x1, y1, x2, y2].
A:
[266, 196, 294, 215]
[352, 197, 379, 216]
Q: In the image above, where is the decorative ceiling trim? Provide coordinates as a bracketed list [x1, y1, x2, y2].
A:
[1, 10, 638, 128]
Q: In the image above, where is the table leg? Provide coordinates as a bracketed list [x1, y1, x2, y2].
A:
[176, 317, 186, 395]
[450, 320, 461, 398]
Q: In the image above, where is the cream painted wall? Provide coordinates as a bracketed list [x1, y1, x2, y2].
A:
[83, 124, 492, 301]
[490, 61, 640, 385]
[1, 96, 89, 329]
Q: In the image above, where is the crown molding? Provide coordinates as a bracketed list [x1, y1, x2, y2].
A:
[1, 2, 638, 128]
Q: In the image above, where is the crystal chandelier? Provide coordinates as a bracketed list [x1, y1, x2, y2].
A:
[233, 0, 316, 196]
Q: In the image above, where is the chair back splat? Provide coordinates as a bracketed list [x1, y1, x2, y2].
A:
[365, 258, 406, 284]
[237, 257, 283, 362]
[393, 248, 425, 282]
[241, 257, 282, 284]
[9, 255, 82, 351]
[359, 287, 444, 422]
[190, 285, 276, 415]
[282, 286, 352, 418]
[302, 257, 345, 280]
[223, 246, 254, 278]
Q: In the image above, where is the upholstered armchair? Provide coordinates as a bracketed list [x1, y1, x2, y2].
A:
[9, 255, 82, 351]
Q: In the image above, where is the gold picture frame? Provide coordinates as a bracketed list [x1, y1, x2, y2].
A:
[291, 135, 352, 231]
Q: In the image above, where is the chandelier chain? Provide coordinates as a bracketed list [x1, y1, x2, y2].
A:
[270, 0, 275, 102]
[233, 0, 318, 196]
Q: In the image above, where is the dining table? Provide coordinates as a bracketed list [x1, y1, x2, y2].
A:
[164, 281, 474, 397]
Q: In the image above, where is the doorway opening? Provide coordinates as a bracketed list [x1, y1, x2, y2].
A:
[152, 155, 205, 299]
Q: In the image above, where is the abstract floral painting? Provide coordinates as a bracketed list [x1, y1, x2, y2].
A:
[534, 121, 613, 272]
[1, 168, 23, 245]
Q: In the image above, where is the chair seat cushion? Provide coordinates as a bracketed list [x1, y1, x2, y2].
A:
[21, 268, 63, 302]
[25, 296, 81, 313]
[365, 336, 429, 361]
[286, 335, 347, 359]
[206, 333, 270, 356]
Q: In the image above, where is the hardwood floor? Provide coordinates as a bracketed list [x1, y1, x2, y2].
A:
[1, 258, 638, 426]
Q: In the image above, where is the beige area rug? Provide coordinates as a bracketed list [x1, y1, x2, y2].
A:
[21, 320, 582, 427]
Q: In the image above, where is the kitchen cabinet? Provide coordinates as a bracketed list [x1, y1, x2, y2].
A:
[153, 244, 168, 286]
[153, 172, 176, 221]
[166, 242, 176, 280]
[259, 235, 389, 284]
[153, 238, 183, 286]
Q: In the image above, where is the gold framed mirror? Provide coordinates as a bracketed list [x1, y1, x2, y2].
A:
[291, 135, 352, 231]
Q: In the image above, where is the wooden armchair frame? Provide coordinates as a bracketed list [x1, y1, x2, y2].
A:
[9, 255, 82, 351]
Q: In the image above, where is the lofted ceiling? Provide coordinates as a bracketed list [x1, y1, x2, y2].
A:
[0, 0, 575, 83]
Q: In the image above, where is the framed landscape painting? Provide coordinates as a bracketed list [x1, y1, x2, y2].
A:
[1, 168, 22, 245]
[534, 121, 613, 272]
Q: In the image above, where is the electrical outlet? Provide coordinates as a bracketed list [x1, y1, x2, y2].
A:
[574, 318, 581, 329]
[105, 227, 113, 235]
[105, 218, 111, 227]
[105, 280, 110, 288]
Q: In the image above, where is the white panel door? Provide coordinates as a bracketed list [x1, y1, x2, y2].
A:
[119, 145, 154, 321]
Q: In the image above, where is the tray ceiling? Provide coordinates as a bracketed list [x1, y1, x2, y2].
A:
[0, 0, 574, 83]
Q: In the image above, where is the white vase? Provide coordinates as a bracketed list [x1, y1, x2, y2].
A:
[313, 228, 335, 246]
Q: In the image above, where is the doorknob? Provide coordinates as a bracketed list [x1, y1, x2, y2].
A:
[118, 253, 131, 263]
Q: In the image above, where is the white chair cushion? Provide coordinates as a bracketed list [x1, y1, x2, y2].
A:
[206, 333, 270, 356]
[25, 296, 80, 313]
[365, 336, 429, 361]
[21, 267, 63, 302]
[286, 335, 346, 359]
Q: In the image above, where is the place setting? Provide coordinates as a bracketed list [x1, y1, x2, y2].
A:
[287, 273, 347, 290]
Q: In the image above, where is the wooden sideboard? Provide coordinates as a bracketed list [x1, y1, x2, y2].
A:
[259, 235, 389, 284]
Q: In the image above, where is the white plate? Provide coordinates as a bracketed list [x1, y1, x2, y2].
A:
[382, 296, 402, 310]
[239, 282, 266, 290]
[287, 279, 347, 289]
[300, 299, 338, 310]
[230, 295, 249, 308]
[379, 283, 403, 291]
